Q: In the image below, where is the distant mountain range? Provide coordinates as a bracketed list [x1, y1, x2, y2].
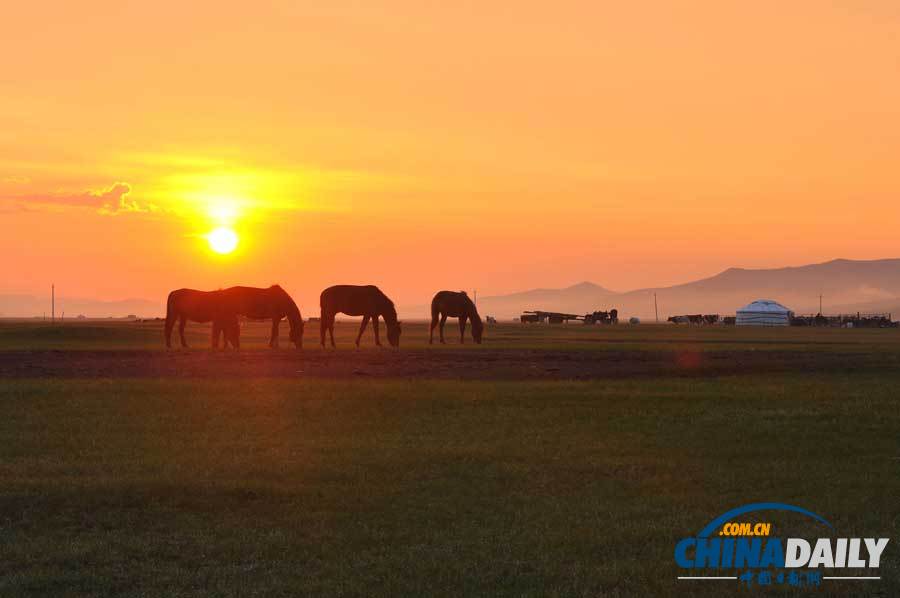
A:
[475, 258, 900, 320]
[3, 258, 900, 320]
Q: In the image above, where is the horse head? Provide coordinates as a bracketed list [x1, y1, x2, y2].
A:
[471, 316, 484, 344]
[270, 285, 303, 348]
[289, 317, 305, 349]
[387, 320, 402, 347]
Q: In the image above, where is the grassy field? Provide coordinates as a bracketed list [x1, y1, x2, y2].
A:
[3, 318, 900, 352]
[0, 322, 898, 596]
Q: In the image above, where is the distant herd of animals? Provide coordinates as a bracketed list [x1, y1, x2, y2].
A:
[666, 313, 897, 328]
[164, 285, 483, 349]
[519, 310, 619, 325]
[667, 314, 724, 325]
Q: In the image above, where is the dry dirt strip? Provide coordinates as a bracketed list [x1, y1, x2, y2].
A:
[1, 349, 898, 380]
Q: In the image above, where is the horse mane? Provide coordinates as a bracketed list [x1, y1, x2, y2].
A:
[468, 301, 482, 326]
[380, 292, 398, 323]
[266, 284, 302, 324]
[456, 291, 481, 325]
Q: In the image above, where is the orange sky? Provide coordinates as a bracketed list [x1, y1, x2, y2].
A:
[3, 1, 900, 309]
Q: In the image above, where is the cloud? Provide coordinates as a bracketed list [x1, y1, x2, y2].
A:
[2, 182, 155, 214]
[94, 182, 144, 213]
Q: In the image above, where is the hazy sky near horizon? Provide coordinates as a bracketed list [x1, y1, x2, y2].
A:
[3, 1, 900, 308]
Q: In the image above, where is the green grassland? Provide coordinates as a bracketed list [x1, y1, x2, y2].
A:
[3, 318, 900, 353]
[0, 322, 898, 596]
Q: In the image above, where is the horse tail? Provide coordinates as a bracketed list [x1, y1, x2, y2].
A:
[319, 289, 330, 347]
[164, 290, 179, 348]
[430, 294, 441, 322]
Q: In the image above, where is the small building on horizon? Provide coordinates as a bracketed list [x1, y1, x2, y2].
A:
[736, 299, 793, 326]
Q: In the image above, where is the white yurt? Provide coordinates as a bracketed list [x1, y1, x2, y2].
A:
[735, 299, 793, 326]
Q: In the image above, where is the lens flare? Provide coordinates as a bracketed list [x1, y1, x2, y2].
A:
[207, 227, 239, 254]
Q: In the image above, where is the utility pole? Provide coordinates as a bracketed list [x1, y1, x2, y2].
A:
[819, 294, 823, 315]
[51, 284, 55, 323]
[654, 292, 659, 323]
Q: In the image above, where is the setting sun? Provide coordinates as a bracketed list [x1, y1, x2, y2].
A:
[207, 227, 239, 254]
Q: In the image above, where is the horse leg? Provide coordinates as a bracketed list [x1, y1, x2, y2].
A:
[230, 320, 240, 350]
[165, 311, 176, 349]
[179, 317, 189, 348]
[270, 318, 280, 349]
[211, 321, 220, 350]
[459, 315, 467, 344]
[439, 314, 448, 344]
[372, 314, 381, 347]
[429, 312, 439, 344]
[329, 317, 336, 348]
[320, 313, 327, 348]
[355, 315, 370, 349]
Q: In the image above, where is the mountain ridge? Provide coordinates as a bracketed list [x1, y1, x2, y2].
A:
[475, 258, 900, 319]
[3, 258, 899, 319]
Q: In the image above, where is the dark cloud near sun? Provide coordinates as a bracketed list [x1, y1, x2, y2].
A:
[1, 182, 153, 214]
[94, 182, 141, 213]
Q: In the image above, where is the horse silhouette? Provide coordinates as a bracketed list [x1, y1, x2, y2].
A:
[320, 285, 401, 348]
[430, 290, 483, 344]
[165, 285, 303, 349]
[165, 288, 240, 349]
[218, 285, 304, 348]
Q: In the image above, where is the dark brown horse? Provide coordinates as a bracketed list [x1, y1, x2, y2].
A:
[320, 285, 401, 348]
[430, 290, 483, 344]
[218, 285, 304, 348]
[165, 288, 241, 349]
[165, 285, 303, 349]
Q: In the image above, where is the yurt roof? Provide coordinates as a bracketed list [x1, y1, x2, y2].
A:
[736, 299, 792, 313]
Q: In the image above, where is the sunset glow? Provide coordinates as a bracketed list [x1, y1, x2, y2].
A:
[3, 2, 900, 312]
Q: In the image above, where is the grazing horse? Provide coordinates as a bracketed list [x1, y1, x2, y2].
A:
[218, 285, 304, 348]
[165, 288, 241, 349]
[320, 285, 402, 348]
[430, 290, 483, 344]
